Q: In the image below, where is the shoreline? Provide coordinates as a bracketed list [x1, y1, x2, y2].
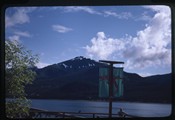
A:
[25, 98, 172, 105]
[6, 97, 171, 104]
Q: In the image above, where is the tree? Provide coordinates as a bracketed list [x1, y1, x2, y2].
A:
[5, 40, 38, 118]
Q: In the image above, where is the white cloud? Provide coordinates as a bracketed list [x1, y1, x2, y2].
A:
[5, 7, 36, 28]
[14, 31, 31, 37]
[123, 6, 171, 69]
[52, 24, 73, 33]
[64, 6, 101, 15]
[63, 7, 133, 20]
[84, 6, 171, 70]
[136, 11, 153, 21]
[84, 32, 124, 59]
[8, 35, 20, 42]
[104, 11, 132, 19]
[7, 30, 32, 42]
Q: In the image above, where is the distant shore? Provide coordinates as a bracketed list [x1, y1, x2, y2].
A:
[24, 97, 172, 104]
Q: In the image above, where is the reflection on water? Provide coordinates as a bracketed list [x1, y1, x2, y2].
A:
[30, 99, 171, 117]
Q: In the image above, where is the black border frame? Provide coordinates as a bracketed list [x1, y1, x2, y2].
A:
[1, 0, 175, 120]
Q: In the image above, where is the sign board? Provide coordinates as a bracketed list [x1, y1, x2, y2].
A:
[99, 67, 124, 98]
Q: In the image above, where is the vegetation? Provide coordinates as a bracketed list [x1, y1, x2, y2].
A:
[5, 40, 38, 118]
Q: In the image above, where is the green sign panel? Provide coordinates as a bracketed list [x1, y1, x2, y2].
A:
[99, 67, 124, 98]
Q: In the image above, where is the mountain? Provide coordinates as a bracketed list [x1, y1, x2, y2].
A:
[25, 56, 172, 103]
[123, 72, 171, 103]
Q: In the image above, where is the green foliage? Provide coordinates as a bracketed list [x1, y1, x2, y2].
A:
[5, 40, 39, 118]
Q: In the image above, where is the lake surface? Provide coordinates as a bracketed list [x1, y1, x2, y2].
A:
[30, 99, 171, 117]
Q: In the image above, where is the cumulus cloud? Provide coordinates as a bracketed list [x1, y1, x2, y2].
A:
[52, 24, 73, 33]
[84, 32, 124, 59]
[124, 6, 171, 69]
[5, 7, 36, 28]
[84, 6, 171, 70]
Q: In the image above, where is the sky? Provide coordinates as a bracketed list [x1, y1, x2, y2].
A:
[5, 5, 171, 77]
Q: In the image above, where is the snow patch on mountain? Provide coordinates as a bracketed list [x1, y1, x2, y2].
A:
[62, 63, 68, 68]
[71, 56, 86, 61]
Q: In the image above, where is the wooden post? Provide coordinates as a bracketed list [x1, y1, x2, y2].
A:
[109, 63, 113, 118]
[93, 113, 95, 118]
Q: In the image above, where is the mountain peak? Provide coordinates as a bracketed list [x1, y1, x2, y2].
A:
[72, 56, 87, 61]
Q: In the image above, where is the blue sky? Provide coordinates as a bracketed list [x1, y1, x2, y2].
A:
[5, 6, 171, 77]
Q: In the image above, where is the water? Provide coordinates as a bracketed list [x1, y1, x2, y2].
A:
[30, 99, 171, 117]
